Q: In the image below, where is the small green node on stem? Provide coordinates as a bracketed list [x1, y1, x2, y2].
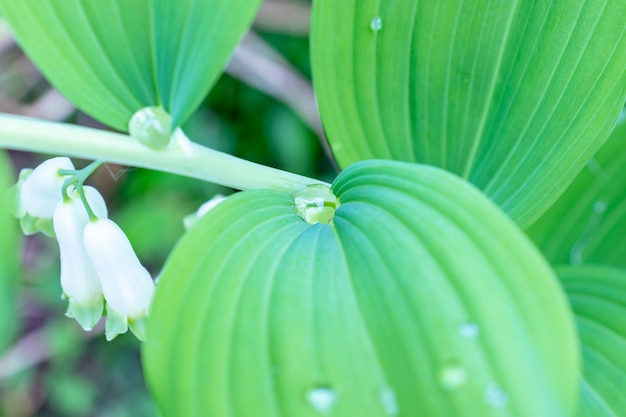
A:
[128, 106, 173, 149]
[293, 183, 340, 225]
[59, 160, 104, 220]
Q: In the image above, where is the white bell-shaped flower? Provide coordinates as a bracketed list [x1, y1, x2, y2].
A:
[83, 218, 155, 341]
[53, 186, 108, 331]
[21, 157, 74, 218]
[183, 194, 226, 230]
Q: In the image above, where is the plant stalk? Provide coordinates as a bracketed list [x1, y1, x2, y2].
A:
[0, 113, 329, 193]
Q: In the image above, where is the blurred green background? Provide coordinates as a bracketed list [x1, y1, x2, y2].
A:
[0, 1, 336, 415]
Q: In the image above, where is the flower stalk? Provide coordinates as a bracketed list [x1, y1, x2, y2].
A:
[59, 160, 104, 220]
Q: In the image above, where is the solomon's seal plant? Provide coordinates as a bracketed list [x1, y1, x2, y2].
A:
[83, 217, 155, 341]
[13, 156, 154, 341]
[0, 0, 625, 416]
[54, 185, 108, 332]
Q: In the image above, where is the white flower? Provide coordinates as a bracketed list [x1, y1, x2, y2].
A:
[83, 218, 155, 341]
[183, 194, 226, 230]
[53, 186, 108, 331]
[21, 157, 74, 218]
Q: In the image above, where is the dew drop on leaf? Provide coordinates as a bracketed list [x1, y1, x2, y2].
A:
[439, 365, 468, 390]
[484, 382, 509, 408]
[569, 199, 608, 264]
[370, 16, 383, 32]
[593, 200, 607, 214]
[586, 157, 606, 180]
[458, 322, 480, 339]
[306, 386, 336, 413]
[380, 387, 399, 416]
[128, 106, 173, 149]
[293, 184, 340, 225]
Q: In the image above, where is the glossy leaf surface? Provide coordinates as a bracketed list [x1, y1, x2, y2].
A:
[311, 0, 626, 227]
[0, 151, 18, 353]
[0, 0, 261, 130]
[144, 160, 578, 417]
[557, 265, 626, 417]
[527, 115, 626, 268]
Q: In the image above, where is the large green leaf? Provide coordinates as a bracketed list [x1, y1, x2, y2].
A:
[0, 151, 18, 353]
[557, 265, 626, 417]
[311, 0, 626, 227]
[526, 114, 626, 268]
[143, 160, 578, 417]
[0, 0, 261, 130]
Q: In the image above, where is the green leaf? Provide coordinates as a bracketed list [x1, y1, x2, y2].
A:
[151, 0, 261, 127]
[556, 265, 626, 417]
[0, 151, 19, 353]
[0, 0, 155, 130]
[526, 114, 626, 268]
[311, 0, 626, 227]
[0, 0, 261, 130]
[143, 160, 578, 417]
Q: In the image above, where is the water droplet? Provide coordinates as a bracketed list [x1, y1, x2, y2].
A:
[586, 158, 610, 181]
[128, 106, 173, 149]
[570, 252, 583, 265]
[439, 366, 467, 390]
[593, 200, 607, 213]
[619, 108, 626, 124]
[484, 382, 508, 408]
[307, 386, 336, 413]
[380, 387, 399, 415]
[370, 16, 383, 32]
[458, 322, 480, 339]
[570, 197, 608, 264]
[293, 184, 340, 225]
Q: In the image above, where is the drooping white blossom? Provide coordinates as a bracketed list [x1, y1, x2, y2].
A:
[21, 157, 74, 218]
[13, 157, 156, 342]
[83, 218, 155, 341]
[53, 186, 108, 331]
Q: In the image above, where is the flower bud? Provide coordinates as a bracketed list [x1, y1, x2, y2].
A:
[7, 168, 32, 219]
[53, 186, 108, 331]
[21, 157, 74, 218]
[83, 218, 155, 341]
[7, 168, 54, 237]
[183, 194, 226, 230]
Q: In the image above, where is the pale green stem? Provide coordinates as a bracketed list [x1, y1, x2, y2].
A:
[0, 113, 329, 193]
[60, 160, 104, 220]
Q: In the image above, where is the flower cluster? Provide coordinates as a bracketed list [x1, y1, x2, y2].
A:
[12, 157, 154, 341]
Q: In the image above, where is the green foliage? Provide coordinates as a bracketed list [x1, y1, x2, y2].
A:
[1, 0, 626, 416]
[0, 150, 18, 354]
[311, 0, 626, 227]
[144, 160, 578, 417]
[557, 265, 626, 417]
[527, 116, 626, 268]
[0, 0, 262, 130]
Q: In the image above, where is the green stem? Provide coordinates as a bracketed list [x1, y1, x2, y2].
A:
[77, 186, 97, 221]
[60, 160, 104, 220]
[0, 113, 329, 193]
[59, 159, 103, 180]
